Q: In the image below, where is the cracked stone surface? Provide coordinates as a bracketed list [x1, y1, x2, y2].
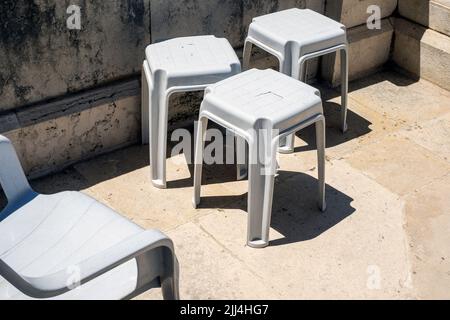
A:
[0, 0, 151, 111]
[0, 0, 325, 112]
[1, 71, 449, 299]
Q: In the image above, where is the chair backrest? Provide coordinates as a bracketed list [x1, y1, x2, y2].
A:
[0, 135, 32, 203]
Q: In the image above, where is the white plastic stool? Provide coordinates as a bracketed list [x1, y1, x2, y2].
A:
[142, 36, 241, 188]
[193, 69, 326, 248]
[243, 8, 348, 153]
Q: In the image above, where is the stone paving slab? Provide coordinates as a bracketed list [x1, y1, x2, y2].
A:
[196, 160, 414, 299]
[138, 222, 278, 300]
[344, 134, 450, 196]
[2, 71, 450, 299]
[291, 92, 402, 161]
[347, 71, 450, 126]
[399, 112, 450, 164]
[70, 146, 242, 232]
[403, 173, 450, 299]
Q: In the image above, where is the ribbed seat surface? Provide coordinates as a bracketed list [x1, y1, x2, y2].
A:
[203, 68, 323, 131]
[0, 191, 143, 300]
[146, 35, 240, 80]
[248, 8, 346, 54]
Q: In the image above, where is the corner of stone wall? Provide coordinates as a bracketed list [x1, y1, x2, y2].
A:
[320, 0, 398, 87]
[393, 0, 450, 91]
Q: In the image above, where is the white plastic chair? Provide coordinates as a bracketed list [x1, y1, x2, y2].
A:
[243, 8, 349, 153]
[193, 69, 326, 248]
[0, 135, 179, 300]
[142, 35, 241, 189]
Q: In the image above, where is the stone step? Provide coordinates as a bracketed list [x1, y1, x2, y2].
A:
[326, 0, 398, 28]
[398, 0, 450, 37]
[321, 18, 394, 86]
[393, 17, 450, 91]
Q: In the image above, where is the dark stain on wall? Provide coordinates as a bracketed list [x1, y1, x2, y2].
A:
[0, 0, 56, 49]
[0, 74, 4, 96]
[242, 0, 279, 14]
[126, 0, 146, 27]
[0, 0, 59, 105]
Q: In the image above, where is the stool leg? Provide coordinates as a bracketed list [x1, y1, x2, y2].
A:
[301, 60, 308, 83]
[193, 116, 208, 208]
[315, 115, 327, 212]
[235, 135, 248, 180]
[279, 133, 295, 154]
[150, 77, 169, 189]
[340, 47, 349, 133]
[247, 129, 276, 248]
[141, 61, 152, 145]
[278, 58, 296, 154]
[243, 39, 253, 71]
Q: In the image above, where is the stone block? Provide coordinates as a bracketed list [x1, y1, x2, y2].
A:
[242, 0, 325, 35]
[398, 0, 450, 37]
[325, 0, 398, 28]
[321, 18, 394, 86]
[393, 17, 450, 91]
[2, 95, 141, 178]
[150, 0, 243, 47]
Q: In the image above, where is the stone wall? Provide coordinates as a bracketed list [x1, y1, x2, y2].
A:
[1, 0, 448, 177]
[393, 0, 450, 91]
[0, 0, 151, 112]
[321, 0, 397, 86]
[0, 0, 325, 177]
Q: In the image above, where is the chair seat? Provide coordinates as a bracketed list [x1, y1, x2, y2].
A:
[248, 8, 346, 55]
[201, 68, 323, 133]
[145, 35, 240, 87]
[0, 191, 143, 300]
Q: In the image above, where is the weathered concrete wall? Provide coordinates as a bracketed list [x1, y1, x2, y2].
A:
[2, 0, 323, 176]
[0, 0, 324, 113]
[326, 0, 397, 28]
[393, 1, 450, 91]
[150, 0, 243, 47]
[3, 0, 448, 177]
[151, 0, 324, 48]
[393, 17, 450, 91]
[321, 0, 397, 86]
[3, 95, 140, 178]
[152, 0, 325, 80]
[243, 0, 325, 34]
[0, 0, 151, 112]
[398, 0, 450, 37]
[0, 0, 326, 114]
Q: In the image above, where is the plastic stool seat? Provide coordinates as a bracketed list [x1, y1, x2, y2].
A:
[145, 36, 241, 87]
[248, 8, 346, 56]
[203, 69, 323, 132]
